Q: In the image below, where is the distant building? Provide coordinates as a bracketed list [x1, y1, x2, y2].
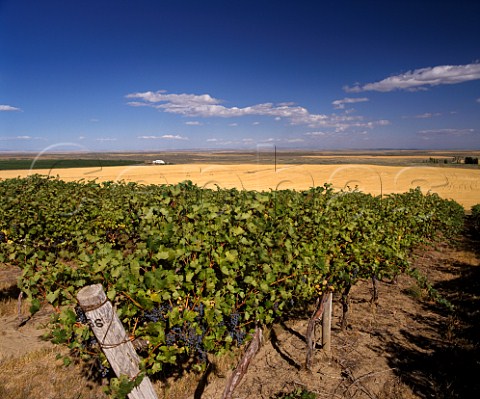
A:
[152, 159, 165, 165]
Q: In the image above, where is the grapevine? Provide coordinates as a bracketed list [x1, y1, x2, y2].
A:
[0, 175, 465, 378]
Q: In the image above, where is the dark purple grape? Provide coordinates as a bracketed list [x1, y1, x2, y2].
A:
[75, 305, 88, 324]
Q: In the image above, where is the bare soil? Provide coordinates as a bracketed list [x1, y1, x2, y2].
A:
[0, 220, 479, 399]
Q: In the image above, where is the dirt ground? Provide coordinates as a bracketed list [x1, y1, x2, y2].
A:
[1, 218, 479, 399]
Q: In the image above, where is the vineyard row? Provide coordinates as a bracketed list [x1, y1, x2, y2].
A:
[0, 175, 465, 379]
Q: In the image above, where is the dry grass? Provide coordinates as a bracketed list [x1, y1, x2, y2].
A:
[1, 163, 479, 209]
[0, 346, 109, 399]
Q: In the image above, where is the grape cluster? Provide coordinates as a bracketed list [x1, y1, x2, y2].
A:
[142, 303, 172, 323]
[142, 302, 207, 363]
[75, 305, 88, 324]
[164, 324, 207, 363]
[223, 312, 246, 346]
[52, 237, 67, 248]
[97, 359, 111, 378]
[0, 231, 7, 243]
[74, 306, 98, 346]
[75, 306, 98, 347]
[74, 306, 111, 378]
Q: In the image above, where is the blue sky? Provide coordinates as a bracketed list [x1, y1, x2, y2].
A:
[1, 0, 479, 152]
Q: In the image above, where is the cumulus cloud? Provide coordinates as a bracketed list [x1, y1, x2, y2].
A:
[126, 90, 388, 131]
[345, 62, 480, 92]
[126, 90, 324, 123]
[0, 104, 21, 112]
[332, 97, 369, 109]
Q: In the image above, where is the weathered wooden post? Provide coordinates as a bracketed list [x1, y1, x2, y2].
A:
[77, 284, 158, 399]
[322, 292, 333, 355]
[305, 293, 328, 369]
[222, 326, 263, 399]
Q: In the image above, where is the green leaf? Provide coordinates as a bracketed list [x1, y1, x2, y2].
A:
[29, 298, 41, 314]
[231, 226, 245, 235]
[46, 289, 60, 304]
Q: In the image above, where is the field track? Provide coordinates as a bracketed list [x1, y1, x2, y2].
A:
[1, 163, 479, 209]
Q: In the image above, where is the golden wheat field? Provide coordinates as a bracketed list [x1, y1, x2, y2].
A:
[2, 163, 479, 210]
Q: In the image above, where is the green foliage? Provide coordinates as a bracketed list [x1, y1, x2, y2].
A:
[0, 159, 144, 170]
[472, 204, 480, 235]
[464, 157, 479, 165]
[0, 175, 465, 377]
[103, 374, 144, 399]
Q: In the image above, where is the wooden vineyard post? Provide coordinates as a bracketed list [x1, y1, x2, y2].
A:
[77, 284, 158, 399]
[322, 292, 333, 355]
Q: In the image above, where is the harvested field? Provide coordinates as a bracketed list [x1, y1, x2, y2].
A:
[1, 163, 479, 209]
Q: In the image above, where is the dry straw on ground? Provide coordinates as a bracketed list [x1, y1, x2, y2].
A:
[1, 163, 479, 209]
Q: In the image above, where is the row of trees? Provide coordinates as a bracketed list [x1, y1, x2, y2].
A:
[426, 156, 478, 164]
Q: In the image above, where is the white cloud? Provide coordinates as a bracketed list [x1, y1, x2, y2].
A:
[345, 62, 480, 92]
[415, 112, 442, 119]
[252, 121, 260, 125]
[286, 138, 305, 143]
[228, 123, 238, 127]
[185, 121, 202, 125]
[332, 97, 369, 109]
[95, 137, 117, 142]
[126, 90, 321, 122]
[138, 134, 188, 140]
[417, 128, 475, 139]
[162, 134, 188, 140]
[126, 90, 387, 131]
[476, 98, 480, 103]
[0, 104, 21, 112]
[305, 131, 327, 136]
[206, 138, 218, 142]
[0, 135, 32, 141]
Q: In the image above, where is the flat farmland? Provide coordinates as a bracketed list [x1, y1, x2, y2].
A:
[1, 161, 479, 209]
